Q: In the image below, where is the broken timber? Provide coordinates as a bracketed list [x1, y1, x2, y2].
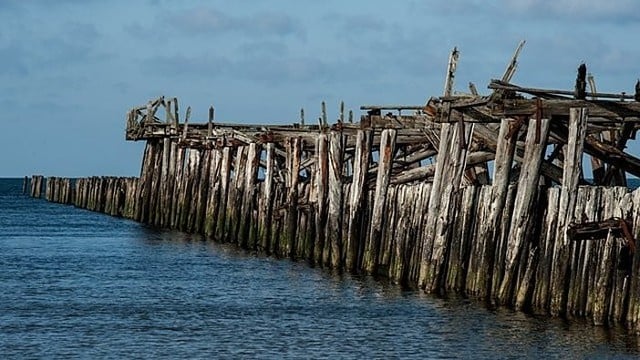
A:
[29, 45, 640, 333]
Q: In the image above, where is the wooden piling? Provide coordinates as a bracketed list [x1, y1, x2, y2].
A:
[363, 129, 396, 274]
[226, 146, 246, 243]
[258, 143, 275, 253]
[204, 149, 222, 238]
[498, 117, 550, 305]
[477, 119, 520, 302]
[327, 132, 344, 267]
[285, 138, 302, 258]
[240, 143, 261, 249]
[345, 129, 372, 271]
[314, 134, 329, 265]
[548, 108, 589, 315]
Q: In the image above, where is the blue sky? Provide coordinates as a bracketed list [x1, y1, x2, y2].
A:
[2, 0, 640, 177]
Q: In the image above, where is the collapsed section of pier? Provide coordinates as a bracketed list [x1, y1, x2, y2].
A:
[31, 43, 640, 331]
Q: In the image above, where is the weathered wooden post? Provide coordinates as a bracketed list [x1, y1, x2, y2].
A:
[419, 47, 460, 291]
[481, 118, 520, 301]
[192, 149, 210, 233]
[548, 107, 588, 315]
[258, 143, 275, 252]
[327, 131, 344, 267]
[214, 147, 232, 241]
[497, 117, 551, 305]
[204, 148, 222, 237]
[225, 146, 247, 243]
[208, 106, 214, 138]
[284, 138, 302, 258]
[239, 142, 261, 249]
[345, 129, 372, 271]
[314, 134, 329, 265]
[363, 129, 396, 273]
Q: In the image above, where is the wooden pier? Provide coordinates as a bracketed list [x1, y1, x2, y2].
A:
[27, 45, 640, 332]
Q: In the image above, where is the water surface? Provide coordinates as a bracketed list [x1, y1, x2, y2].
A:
[1, 178, 639, 358]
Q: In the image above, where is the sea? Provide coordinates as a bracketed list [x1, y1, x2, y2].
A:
[2, 177, 640, 359]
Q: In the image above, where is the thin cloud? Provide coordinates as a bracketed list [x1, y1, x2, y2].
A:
[166, 7, 306, 38]
[418, 0, 640, 23]
[142, 50, 373, 86]
[506, 0, 640, 21]
[0, 20, 102, 78]
[324, 13, 388, 34]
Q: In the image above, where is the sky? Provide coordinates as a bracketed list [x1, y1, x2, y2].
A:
[1, 0, 640, 177]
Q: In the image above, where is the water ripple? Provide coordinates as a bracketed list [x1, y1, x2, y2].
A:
[1, 179, 639, 359]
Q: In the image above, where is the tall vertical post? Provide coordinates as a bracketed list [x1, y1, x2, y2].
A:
[548, 108, 588, 315]
[363, 129, 397, 273]
[497, 118, 551, 305]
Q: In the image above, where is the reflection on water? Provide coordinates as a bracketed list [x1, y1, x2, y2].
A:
[1, 178, 639, 359]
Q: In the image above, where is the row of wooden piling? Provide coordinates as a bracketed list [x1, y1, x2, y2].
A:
[25, 126, 640, 332]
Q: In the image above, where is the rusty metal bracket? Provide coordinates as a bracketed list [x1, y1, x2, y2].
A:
[568, 217, 635, 253]
[568, 217, 636, 273]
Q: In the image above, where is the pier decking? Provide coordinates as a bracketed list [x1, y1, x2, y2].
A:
[28, 45, 640, 332]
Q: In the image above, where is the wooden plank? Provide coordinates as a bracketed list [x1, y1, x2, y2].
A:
[390, 151, 494, 185]
[472, 122, 563, 184]
[489, 80, 636, 101]
[495, 98, 640, 119]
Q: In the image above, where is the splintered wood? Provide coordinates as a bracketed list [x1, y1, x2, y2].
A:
[30, 44, 640, 333]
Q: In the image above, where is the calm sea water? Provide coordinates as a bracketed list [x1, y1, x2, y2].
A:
[2, 178, 640, 359]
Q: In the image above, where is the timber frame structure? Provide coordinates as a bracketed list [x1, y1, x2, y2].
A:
[126, 45, 640, 189]
[31, 42, 640, 331]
